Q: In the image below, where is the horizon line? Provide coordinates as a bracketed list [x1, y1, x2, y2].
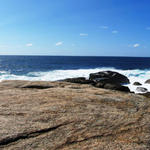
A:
[0, 54, 149, 58]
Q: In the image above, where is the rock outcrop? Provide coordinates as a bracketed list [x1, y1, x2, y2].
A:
[136, 87, 148, 93]
[89, 71, 130, 84]
[95, 82, 130, 92]
[0, 80, 149, 150]
[145, 79, 150, 84]
[133, 82, 142, 86]
[64, 71, 130, 92]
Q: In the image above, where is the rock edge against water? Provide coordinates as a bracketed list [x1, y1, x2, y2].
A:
[64, 71, 150, 97]
[64, 71, 130, 92]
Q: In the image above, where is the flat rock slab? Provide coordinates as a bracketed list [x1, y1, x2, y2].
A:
[0, 80, 150, 150]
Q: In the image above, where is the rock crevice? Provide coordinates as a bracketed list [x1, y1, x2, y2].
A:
[0, 122, 70, 147]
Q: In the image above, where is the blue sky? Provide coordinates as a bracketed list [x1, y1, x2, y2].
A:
[0, 0, 150, 56]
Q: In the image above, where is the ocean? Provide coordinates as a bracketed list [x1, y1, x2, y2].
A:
[0, 55, 150, 93]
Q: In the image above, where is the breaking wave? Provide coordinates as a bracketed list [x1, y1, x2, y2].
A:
[0, 67, 150, 93]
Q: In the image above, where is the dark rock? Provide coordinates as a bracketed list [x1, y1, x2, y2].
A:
[62, 71, 130, 93]
[93, 78, 114, 85]
[95, 82, 105, 88]
[21, 85, 54, 89]
[89, 71, 130, 92]
[145, 79, 150, 84]
[117, 86, 130, 92]
[139, 92, 150, 98]
[95, 82, 130, 92]
[104, 83, 130, 92]
[63, 77, 93, 84]
[103, 83, 120, 90]
[136, 87, 148, 93]
[133, 82, 142, 86]
[0, 80, 57, 89]
[89, 71, 130, 84]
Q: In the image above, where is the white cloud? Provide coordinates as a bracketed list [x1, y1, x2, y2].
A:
[80, 33, 88, 36]
[26, 43, 33, 47]
[100, 26, 108, 29]
[133, 43, 140, 48]
[128, 43, 141, 48]
[112, 30, 118, 34]
[55, 41, 63, 46]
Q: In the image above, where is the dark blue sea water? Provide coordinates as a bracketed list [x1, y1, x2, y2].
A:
[0, 55, 149, 93]
[0, 56, 149, 75]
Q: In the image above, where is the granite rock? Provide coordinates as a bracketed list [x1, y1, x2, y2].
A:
[0, 80, 149, 150]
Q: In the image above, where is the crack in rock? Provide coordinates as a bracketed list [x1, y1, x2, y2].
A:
[0, 122, 69, 146]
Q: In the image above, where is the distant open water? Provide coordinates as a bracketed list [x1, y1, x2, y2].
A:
[0, 55, 150, 93]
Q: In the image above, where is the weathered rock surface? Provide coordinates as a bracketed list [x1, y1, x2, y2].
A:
[136, 87, 148, 93]
[95, 82, 130, 92]
[0, 80, 150, 150]
[145, 79, 150, 84]
[89, 71, 130, 84]
[104, 83, 130, 92]
[133, 82, 142, 86]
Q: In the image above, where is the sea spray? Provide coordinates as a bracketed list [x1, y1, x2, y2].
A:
[0, 67, 150, 93]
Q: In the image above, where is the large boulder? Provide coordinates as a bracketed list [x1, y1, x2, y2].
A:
[89, 71, 130, 92]
[89, 71, 130, 84]
[145, 79, 150, 84]
[62, 71, 130, 92]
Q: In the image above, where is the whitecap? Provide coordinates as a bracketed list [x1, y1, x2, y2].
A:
[0, 67, 149, 94]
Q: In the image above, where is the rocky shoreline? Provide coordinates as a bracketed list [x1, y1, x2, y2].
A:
[0, 73, 150, 149]
[63, 71, 150, 98]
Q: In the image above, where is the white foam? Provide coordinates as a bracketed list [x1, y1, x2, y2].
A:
[0, 68, 150, 94]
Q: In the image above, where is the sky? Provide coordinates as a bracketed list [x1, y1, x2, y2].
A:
[0, 0, 150, 57]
